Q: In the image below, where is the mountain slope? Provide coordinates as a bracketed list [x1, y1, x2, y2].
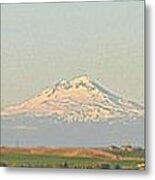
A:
[1, 75, 144, 122]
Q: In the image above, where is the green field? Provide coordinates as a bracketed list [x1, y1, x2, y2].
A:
[0, 147, 145, 170]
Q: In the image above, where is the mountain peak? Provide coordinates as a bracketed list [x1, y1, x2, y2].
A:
[71, 75, 92, 85]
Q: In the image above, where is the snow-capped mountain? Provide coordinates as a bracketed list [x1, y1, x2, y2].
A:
[1, 75, 144, 122]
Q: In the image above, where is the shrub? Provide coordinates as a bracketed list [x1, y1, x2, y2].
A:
[0, 162, 8, 167]
[114, 164, 121, 169]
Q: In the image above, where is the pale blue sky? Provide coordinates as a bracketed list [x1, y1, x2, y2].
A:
[1, 1, 144, 107]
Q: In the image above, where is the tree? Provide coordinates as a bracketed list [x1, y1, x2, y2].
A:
[63, 161, 69, 168]
[114, 164, 121, 169]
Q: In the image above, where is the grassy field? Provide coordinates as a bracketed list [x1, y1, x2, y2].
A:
[0, 147, 145, 170]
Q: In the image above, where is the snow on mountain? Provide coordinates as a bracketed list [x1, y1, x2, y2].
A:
[1, 75, 144, 122]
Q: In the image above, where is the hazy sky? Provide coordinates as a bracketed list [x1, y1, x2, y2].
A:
[1, 1, 144, 107]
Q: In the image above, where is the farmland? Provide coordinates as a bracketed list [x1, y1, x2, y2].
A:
[0, 147, 145, 170]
